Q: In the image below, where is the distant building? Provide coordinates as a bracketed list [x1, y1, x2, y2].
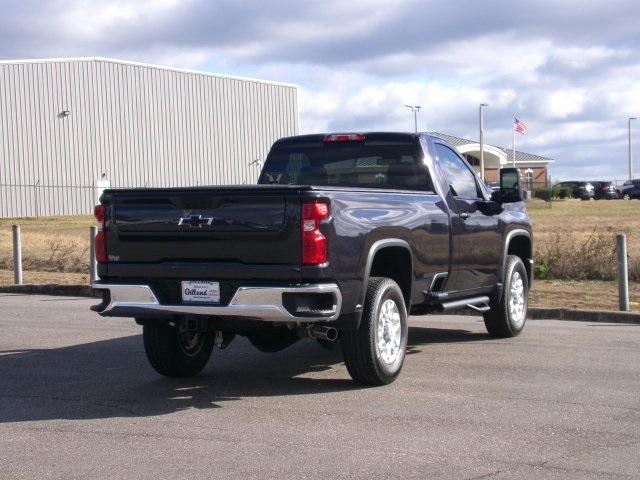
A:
[0, 57, 299, 217]
[429, 132, 553, 189]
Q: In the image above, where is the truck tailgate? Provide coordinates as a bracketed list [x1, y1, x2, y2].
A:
[105, 188, 301, 265]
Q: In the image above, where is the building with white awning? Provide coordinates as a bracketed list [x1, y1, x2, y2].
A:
[429, 132, 554, 189]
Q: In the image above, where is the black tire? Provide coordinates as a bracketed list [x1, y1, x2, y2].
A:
[143, 321, 214, 377]
[483, 255, 529, 338]
[340, 277, 408, 386]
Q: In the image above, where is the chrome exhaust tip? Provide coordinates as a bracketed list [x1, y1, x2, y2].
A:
[299, 325, 339, 342]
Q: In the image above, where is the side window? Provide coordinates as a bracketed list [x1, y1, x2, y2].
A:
[435, 144, 479, 199]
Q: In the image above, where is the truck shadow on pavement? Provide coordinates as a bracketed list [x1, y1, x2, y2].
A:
[0, 325, 489, 423]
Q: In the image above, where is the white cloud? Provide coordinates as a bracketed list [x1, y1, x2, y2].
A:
[2, 0, 640, 179]
[541, 89, 589, 119]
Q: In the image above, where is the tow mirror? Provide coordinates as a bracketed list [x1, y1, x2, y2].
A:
[491, 168, 523, 203]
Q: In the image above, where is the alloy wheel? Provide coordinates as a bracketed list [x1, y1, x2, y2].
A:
[376, 299, 402, 364]
[508, 271, 526, 328]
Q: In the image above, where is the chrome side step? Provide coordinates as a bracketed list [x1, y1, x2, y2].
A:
[437, 295, 491, 313]
[466, 302, 491, 313]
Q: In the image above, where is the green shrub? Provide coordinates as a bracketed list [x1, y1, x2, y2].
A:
[534, 188, 552, 201]
[534, 259, 550, 279]
[533, 187, 572, 201]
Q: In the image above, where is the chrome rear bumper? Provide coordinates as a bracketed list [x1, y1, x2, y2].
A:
[91, 283, 342, 323]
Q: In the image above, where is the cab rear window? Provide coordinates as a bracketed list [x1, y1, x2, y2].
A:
[259, 142, 434, 192]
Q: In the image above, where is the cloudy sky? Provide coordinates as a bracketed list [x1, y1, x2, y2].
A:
[2, 0, 640, 180]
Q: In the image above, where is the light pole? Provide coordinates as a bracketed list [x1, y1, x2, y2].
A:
[479, 103, 488, 181]
[629, 117, 636, 180]
[405, 105, 421, 133]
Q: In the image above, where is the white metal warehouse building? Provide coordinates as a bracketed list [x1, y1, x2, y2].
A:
[0, 57, 299, 217]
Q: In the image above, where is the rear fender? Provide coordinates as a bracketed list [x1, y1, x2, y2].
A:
[350, 239, 414, 329]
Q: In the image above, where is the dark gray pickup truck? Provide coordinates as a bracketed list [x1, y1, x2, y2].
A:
[92, 132, 533, 385]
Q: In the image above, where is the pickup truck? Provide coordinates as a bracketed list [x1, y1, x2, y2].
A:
[92, 132, 533, 386]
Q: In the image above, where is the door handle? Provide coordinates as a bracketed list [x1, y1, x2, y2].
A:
[459, 213, 470, 220]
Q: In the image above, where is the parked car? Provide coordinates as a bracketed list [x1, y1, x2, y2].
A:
[591, 181, 619, 200]
[554, 181, 595, 200]
[620, 179, 640, 200]
[91, 132, 533, 386]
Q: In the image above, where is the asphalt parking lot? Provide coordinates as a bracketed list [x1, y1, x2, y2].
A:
[1, 294, 639, 479]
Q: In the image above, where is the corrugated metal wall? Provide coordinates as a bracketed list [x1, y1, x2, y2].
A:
[0, 58, 299, 217]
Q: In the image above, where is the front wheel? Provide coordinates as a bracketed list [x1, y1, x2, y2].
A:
[340, 277, 408, 386]
[623, 193, 631, 201]
[483, 255, 529, 338]
[143, 321, 214, 377]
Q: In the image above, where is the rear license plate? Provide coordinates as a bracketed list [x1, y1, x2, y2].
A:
[181, 281, 220, 303]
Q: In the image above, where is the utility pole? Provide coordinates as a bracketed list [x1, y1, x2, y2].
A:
[629, 117, 636, 180]
[405, 105, 421, 133]
[479, 103, 488, 181]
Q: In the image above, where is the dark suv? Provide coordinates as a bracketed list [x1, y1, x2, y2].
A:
[620, 179, 640, 200]
[555, 181, 595, 200]
[592, 181, 619, 200]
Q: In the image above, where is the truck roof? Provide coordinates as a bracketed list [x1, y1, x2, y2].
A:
[273, 132, 422, 146]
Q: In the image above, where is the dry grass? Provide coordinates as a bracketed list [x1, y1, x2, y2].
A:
[528, 199, 640, 281]
[0, 216, 93, 274]
[0, 269, 88, 285]
[530, 279, 640, 312]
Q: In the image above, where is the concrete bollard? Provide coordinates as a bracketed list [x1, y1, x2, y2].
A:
[89, 226, 98, 284]
[12, 225, 23, 285]
[617, 234, 629, 312]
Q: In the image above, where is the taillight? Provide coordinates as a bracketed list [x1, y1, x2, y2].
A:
[323, 133, 365, 143]
[94, 205, 107, 263]
[302, 200, 330, 265]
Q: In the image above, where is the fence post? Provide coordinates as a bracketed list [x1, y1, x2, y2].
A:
[12, 225, 23, 285]
[89, 226, 98, 284]
[617, 234, 629, 312]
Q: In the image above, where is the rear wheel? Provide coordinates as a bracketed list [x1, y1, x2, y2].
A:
[483, 255, 529, 338]
[340, 277, 408, 386]
[143, 321, 214, 377]
[623, 193, 631, 200]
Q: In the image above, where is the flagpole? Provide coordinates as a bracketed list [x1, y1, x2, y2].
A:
[512, 115, 516, 167]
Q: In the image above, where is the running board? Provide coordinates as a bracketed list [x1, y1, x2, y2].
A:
[437, 296, 491, 313]
[466, 302, 491, 313]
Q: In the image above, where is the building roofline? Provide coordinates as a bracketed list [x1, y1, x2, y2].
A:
[512, 159, 555, 164]
[0, 57, 299, 89]
[428, 131, 554, 164]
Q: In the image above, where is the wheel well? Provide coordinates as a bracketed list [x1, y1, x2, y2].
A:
[369, 247, 412, 306]
[507, 235, 532, 282]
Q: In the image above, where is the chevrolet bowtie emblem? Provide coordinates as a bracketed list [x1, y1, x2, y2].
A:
[178, 215, 214, 228]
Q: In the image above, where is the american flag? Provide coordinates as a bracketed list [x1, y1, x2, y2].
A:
[514, 117, 527, 134]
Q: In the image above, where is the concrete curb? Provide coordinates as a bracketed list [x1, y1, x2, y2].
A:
[527, 307, 640, 324]
[0, 284, 98, 298]
[1, 284, 639, 324]
[455, 306, 640, 324]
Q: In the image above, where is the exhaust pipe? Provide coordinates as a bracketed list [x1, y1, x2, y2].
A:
[299, 325, 338, 342]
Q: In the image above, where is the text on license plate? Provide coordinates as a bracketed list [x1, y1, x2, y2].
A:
[181, 281, 220, 303]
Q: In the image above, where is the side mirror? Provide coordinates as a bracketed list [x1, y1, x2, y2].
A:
[491, 168, 523, 203]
